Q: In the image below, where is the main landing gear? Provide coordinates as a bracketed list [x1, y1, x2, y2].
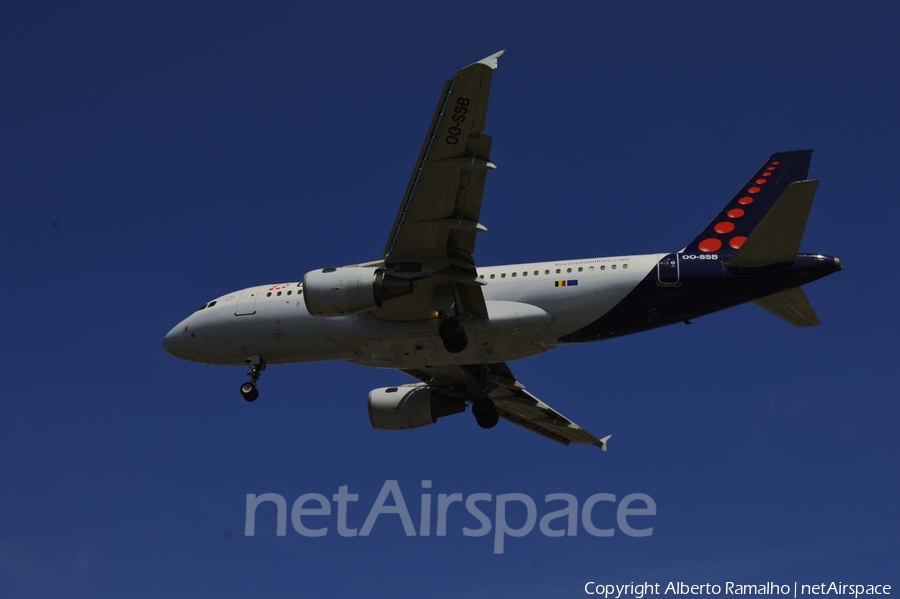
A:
[240, 355, 265, 402]
[438, 316, 468, 353]
[472, 398, 499, 429]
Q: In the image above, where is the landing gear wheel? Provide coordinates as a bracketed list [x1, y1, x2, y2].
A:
[472, 398, 499, 429]
[240, 355, 265, 402]
[439, 317, 469, 353]
[240, 382, 259, 402]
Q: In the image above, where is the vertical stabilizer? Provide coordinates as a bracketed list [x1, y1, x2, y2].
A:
[685, 150, 813, 255]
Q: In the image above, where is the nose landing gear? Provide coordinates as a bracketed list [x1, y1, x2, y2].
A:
[240, 356, 266, 402]
[240, 382, 259, 402]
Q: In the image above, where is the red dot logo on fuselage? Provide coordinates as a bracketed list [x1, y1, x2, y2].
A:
[730, 236, 747, 249]
[727, 208, 745, 218]
[747, 186, 761, 194]
[738, 196, 753, 205]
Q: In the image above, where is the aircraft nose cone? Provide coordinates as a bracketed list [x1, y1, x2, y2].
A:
[163, 321, 191, 358]
[834, 256, 842, 271]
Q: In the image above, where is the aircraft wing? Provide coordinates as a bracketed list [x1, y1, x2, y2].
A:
[377, 51, 505, 319]
[402, 362, 612, 450]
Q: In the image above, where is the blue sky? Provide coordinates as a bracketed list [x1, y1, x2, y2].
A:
[1, 1, 898, 596]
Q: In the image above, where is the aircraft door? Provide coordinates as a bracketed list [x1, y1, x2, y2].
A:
[234, 287, 261, 316]
[657, 253, 680, 286]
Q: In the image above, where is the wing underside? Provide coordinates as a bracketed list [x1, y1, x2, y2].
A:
[382, 51, 503, 263]
[402, 363, 612, 450]
[375, 51, 505, 320]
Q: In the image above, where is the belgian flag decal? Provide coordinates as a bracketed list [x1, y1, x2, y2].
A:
[555, 280, 579, 287]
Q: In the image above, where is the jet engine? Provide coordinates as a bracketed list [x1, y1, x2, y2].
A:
[368, 385, 466, 430]
[303, 267, 414, 316]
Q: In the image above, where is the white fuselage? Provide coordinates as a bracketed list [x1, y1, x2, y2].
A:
[163, 253, 662, 369]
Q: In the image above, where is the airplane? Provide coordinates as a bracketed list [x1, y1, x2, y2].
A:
[163, 50, 841, 451]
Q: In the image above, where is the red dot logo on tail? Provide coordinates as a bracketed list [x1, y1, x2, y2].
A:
[699, 238, 722, 252]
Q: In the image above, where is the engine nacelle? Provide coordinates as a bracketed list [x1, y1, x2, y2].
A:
[303, 267, 414, 316]
[368, 385, 466, 430]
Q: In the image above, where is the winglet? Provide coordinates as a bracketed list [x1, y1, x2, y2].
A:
[597, 434, 613, 452]
[472, 49, 506, 70]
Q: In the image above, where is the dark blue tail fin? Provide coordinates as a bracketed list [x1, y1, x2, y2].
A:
[685, 150, 813, 254]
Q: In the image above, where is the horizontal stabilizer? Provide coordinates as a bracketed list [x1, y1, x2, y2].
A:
[753, 287, 821, 327]
[727, 180, 818, 268]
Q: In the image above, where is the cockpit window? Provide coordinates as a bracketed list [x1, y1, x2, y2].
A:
[207, 300, 217, 308]
[198, 304, 206, 311]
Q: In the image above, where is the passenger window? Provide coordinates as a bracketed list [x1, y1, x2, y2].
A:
[277, 291, 282, 296]
[578, 267, 583, 272]
[287, 290, 292, 295]
[600, 265, 606, 271]
[556, 269, 561, 274]
[501, 273, 506, 278]
[589, 266, 595, 271]
[611, 265, 617, 270]
[545, 270, 550, 275]
[512, 272, 517, 277]
[534, 270, 538, 276]
[567, 268, 572, 273]
[479, 275, 484, 279]
[623, 264, 628, 269]
[490, 274, 495, 279]
[267, 292, 272, 297]
[522, 271, 527, 276]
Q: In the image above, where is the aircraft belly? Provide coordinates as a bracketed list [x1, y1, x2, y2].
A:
[353, 300, 551, 368]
